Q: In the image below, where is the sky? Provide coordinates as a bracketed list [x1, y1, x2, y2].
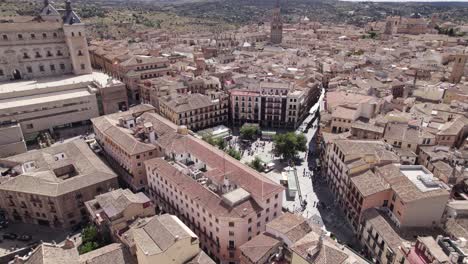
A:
[341, 0, 468, 2]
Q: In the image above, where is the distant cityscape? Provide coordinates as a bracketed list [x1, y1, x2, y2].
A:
[0, 0, 466, 264]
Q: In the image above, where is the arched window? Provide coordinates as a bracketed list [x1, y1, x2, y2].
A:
[71, 32, 75, 37]
[78, 50, 83, 56]
[42, 33, 47, 39]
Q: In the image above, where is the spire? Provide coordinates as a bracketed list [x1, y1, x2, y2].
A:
[65, 0, 72, 12]
[44, 0, 50, 7]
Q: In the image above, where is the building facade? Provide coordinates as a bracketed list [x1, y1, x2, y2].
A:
[0, 0, 91, 82]
[0, 139, 118, 229]
[159, 92, 229, 131]
[229, 81, 319, 129]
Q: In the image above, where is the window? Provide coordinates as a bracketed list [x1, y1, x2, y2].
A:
[26, 124, 34, 129]
[47, 51, 52, 57]
[266, 198, 270, 203]
[39, 65, 45, 72]
[229, 252, 235, 258]
[23, 52, 30, 59]
[78, 50, 83, 56]
[42, 33, 47, 39]
[31, 33, 36, 39]
[229, 231, 234, 236]
[71, 32, 75, 37]
[50, 64, 55, 71]
[18, 34, 23, 40]
[53, 32, 57, 38]
[60, 64, 65, 70]
[78, 32, 82, 36]
[2, 35, 7, 40]
[228, 222, 234, 227]
[0, 69, 3, 76]
[248, 218, 252, 223]
[35, 52, 42, 58]
[57, 50, 63, 56]
[80, 64, 85, 70]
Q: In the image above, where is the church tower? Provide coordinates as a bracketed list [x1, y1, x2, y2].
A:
[270, 0, 283, 44]
[62, 0, 92, 75]
[449, 53, 467, 84]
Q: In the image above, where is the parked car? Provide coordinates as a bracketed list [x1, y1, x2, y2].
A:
[3, 233, 17, 240]
[18, 235, 32, 241]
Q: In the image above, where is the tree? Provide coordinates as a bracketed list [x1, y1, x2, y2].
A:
[81, 225, 98, 243]
[227, 147, 241, 160]
[249, 156, 264, 172]
[272, 132, 307, 160]
[240, 125, 259, 140]
[216, 139, 226, 150]
[79, 241, 99, 254]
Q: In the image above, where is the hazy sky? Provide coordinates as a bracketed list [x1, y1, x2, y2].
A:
[341, 0, 468, 2]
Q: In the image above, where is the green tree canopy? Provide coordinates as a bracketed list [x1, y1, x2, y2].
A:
[249, 156, 264, 172]
[240, 125, 259, 140]
[227, 147, 241, 160]
[81, 225, 98, 243]
[79, 241, 99, 254]
[272, 132, 307, 160]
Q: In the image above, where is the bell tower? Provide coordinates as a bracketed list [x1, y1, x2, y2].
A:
[270, 0, 283, 44]
[449, 52, 467, 84]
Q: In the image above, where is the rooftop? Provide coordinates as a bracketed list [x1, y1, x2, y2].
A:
[0, 139, 117, 196]
[0, 71, 119, 95]
[266, 212, 313, 245]
[376, 164, 449, 202]
[86, 188, 150, 220]
[239, 233, 281, 263]
[351, 170, 390, 197]
[132, 214, 197, 256]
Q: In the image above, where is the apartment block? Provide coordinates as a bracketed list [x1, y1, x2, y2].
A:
[323, 139, 400, 229]
[229, 81, 319, 129]
[239, 213, 368, 264]
[92, 105, 161, 192]
[85, 188, 154, 239]
[159, 92, 229, 131]
[0, 139, 118, 229]
[120, 214, 215, 264]
[351, 164, 450, 229]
